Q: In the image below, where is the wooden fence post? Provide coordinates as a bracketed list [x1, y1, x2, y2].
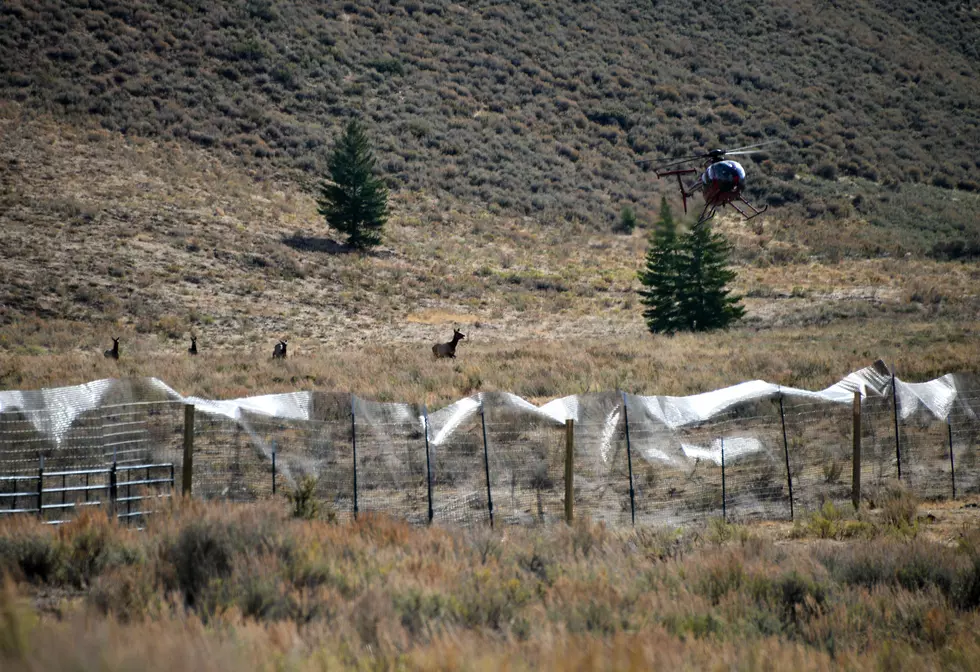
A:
[182, 403, 194, 497]
[948, 417, 956, 500]
[852, 390, 861, 511]
[564, 419, 574, 524]
[351, 394, 358, 520]
[891, 372, 902, 481]
[720, 437, 727, 522]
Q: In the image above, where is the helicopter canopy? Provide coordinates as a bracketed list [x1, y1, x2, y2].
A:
[702, 160, 746, 192]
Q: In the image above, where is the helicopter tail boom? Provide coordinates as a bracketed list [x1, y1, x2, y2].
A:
[655, 167, 699, 214]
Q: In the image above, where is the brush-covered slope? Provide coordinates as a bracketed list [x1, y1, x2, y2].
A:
[1, 0, 978, 233]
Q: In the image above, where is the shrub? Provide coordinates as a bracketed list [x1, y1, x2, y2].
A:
[880, 483, 918, 533]
[616, 206, 637, 234]
[286, 476, 320, 521]
[167, 519, 235, 607]
[814, 162, 838, 180]
[0, 526, 64, 584]
[60, 511, 139, 589]
[808, 500, 843, 539]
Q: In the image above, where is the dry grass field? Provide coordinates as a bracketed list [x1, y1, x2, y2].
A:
[2, 105, 978, 405]
[1, 492, 980, 671]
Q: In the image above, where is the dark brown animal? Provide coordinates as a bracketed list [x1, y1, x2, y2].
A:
[103, 337, 119, 360]
[188, 336, 198, 356]
[272, 339, 288, 359]
[432, 329, 465, 359]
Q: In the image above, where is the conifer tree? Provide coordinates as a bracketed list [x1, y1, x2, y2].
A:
[637, 197, 684, 334]
[317, 118, 388, 250]
[637, 197, 745, 334]
[675, 221, 745, 332]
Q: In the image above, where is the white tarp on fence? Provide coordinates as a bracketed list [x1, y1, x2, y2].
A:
[0, 360, 976, 451]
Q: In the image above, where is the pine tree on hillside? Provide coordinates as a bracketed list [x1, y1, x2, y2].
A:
[317, 118, 388, 250]
[675, 221, 745, 332]
[637, 197, 684, 334]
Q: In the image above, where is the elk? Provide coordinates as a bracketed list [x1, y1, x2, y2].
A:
[103, 337, 119, 360]
[188, 336, 198, 356]
[432, 328, 465, 359]
[272, 339, 288, 359]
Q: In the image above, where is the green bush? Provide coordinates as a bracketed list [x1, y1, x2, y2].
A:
[286, 476, 320, 521]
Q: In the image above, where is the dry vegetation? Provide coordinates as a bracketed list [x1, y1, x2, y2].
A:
[2, 0, 979, 232]
[1, 105, 978, 404]
[2, 3, 980, 668]
[1, 492, 980, 670]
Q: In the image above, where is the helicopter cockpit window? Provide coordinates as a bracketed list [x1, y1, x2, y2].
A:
[702, 160, 746, 192]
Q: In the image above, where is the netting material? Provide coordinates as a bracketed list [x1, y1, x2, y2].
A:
[1, 364, 978, 525]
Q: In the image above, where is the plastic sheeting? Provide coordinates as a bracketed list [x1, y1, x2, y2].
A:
[1, 361, 978, 526]
[1, 359, 974, 452]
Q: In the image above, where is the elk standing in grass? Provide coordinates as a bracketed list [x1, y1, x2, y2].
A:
[432, 328, 465, 359]
[188, 336, 198, 356]
[103, 337, 119, 360]
[272, 339, 288, 359]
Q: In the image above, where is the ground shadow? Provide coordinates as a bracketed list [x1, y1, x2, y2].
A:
[281, 234, 351, 255]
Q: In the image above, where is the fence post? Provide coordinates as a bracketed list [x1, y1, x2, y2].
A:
[777, 393, 794, 521]
[351, 394, 358, 520]
[564, 419, 574, 524]
[182, 403, 194, 497]
[109, 461, 118, 520]
[480, 401, 494, 528]
[621, 392, 636, 526]
[948, 417, 956, 500]
[37, 454, 44, 518]
[423, 405, 434, 525]
[852, 390, 862, 511]
[271, 441, 277, 496]
[891, 372, 902, 481]
[720, 437, 727, 522]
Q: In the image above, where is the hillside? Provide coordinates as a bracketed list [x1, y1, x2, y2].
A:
[2, 0, 979, 233]
[1, 0, 980, 400]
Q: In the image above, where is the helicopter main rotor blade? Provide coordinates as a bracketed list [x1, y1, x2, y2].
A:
[725, 140, 780, 153]
[636, 153, 708, 169]
[725, 149, 770, 156]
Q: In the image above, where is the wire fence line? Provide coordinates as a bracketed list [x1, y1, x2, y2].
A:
[1, 376, 978, 528]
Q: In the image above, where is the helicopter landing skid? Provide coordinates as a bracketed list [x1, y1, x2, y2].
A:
[729, 196, 769, 221]
[696, 196, 768, 228]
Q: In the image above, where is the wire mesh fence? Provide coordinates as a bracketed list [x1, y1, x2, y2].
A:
[1, 383, 979, 527]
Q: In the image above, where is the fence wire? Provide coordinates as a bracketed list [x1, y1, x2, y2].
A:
[1, 387, 979, 527]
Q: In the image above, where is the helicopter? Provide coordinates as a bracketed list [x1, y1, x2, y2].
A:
[637, 141, 777, 227]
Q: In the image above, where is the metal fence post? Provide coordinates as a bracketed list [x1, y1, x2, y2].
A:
[720, 437, 727, 522]
[351, 394, 358, 520]
[182, 403, 194, 497]
[37, 454, 44, 518]
[479, 401, 494, 528]
[271, 441, 277, 496]
[778, 393, 794, 521]
[948, 417, 956, 499]
[621, 392, 636, 526]
[891, 372, 902, 481]
[423, 405, 433, 525]
[852, 390, 862, 511]
[109, 461, 118, 520]
[564, 419, 574, 524]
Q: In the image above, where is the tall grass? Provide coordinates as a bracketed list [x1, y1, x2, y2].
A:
[1, 500, 980, 669]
